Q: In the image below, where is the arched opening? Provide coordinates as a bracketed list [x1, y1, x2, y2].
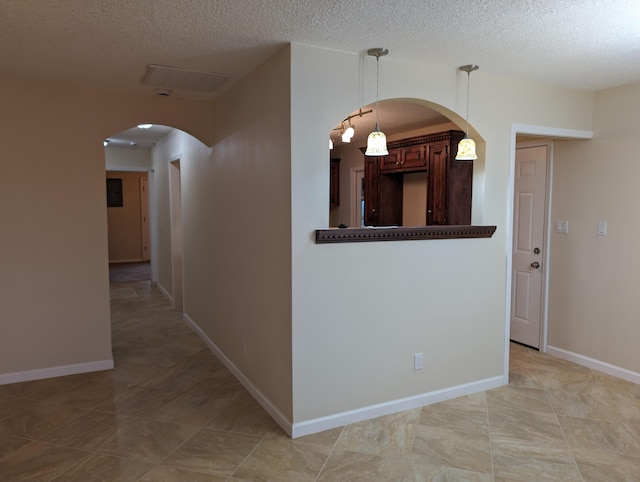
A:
[104, 124, 172, 286]
[103, 123, 197, 307]
[328, 98, 484, 228]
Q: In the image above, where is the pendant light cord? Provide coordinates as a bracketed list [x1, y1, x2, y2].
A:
[465, 70, 470, 137]
[375, 55, 380, 130]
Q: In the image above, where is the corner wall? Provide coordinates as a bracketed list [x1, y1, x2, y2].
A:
[289, 44, 594, 430]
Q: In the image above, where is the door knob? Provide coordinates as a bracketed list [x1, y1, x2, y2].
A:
[530, 261, 540, 269]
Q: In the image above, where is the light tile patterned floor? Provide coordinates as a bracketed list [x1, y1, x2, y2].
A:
[1, 280, 639, 481]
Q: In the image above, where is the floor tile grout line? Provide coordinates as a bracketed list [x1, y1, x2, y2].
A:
[226, 422, 279, 480]
[399, 414, 419, 482]
[482, 390, 496, 480]
[151, 423, 229, 480]
[20, 440, 94, 482]
[541, 361, 586, 482]
[313, 424, 346, 482]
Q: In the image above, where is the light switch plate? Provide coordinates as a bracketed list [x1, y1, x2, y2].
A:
[556, 220, 569, 234]
[597, 221, 607, 236]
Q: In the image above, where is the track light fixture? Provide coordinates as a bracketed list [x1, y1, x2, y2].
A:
[330, 108, 373, 147]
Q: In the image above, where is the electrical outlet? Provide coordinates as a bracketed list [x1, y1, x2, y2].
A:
[414, 352, 424, 370]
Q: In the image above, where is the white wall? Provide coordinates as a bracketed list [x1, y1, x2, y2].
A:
[105, 146, 152, 171]
[289, 44, 594, 426]
[549, 81, 640, 374]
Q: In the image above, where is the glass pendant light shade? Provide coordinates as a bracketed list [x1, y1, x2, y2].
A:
[455, 136, 477, 160]
[456, 64, 479, 161]
[365, 125, 388, 156]
[365, 48, 389, 157]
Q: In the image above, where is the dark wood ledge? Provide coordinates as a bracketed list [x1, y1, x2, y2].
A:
[315, 225, 497, 243]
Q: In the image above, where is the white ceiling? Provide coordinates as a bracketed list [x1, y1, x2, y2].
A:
[3, 0, 639, 145]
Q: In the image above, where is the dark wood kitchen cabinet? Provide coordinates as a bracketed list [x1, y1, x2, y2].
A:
[364, 130, 472, 226]
[364, 157, 403, 226]
[380, 143, 427, 172]
[330, 158, 340, 206]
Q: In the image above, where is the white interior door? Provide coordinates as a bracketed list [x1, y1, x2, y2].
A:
[510, 143, 549, 348]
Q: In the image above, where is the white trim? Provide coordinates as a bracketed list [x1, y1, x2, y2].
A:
[547, 346, 640, 385]
[156, 282, 174, 305]
[291, 375, 505, 438]
[105, 166, 153, 172]
[183, 314, 293, 435]
[109, 258, 146, 264]
[512, 139, 553, 352]
[183, 313, 506, 439]
[505, 123, 594, 371]
[349, 167, 364, 227]
[511, 124, 593, 140]
[0, 359, 114, 386]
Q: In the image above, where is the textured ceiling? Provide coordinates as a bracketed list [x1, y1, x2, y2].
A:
[2, 0, 640, 97]
[3, 0, 639, 145]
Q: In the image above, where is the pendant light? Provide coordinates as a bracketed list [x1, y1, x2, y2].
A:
[455, 64, 479, 160]
[365, 48, 389, 156]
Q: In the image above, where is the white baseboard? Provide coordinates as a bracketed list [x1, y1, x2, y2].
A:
[156, 282, 174, 305]
[182, 313, 506, 439]
[182, 314, 293, 435]
[0, 359, 114, 386]
[108, 259, 146, 264]
[547, 346, 640, 385]
[291, 375, 505, 438]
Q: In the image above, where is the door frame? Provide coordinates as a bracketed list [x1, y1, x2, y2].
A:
[350, 167, 365, 227]
[511, 140, 552, 351]
[504, 124, 593, 378]
[169, 159, 184, 309]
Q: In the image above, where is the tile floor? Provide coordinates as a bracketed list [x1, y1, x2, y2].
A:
[1, 280, 640, 481]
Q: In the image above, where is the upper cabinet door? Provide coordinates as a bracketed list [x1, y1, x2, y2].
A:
[379, 149, 402, 171]
[379, 145, 427, 173]
[427, 141, 449, 225]
[401, 144, 427, 170]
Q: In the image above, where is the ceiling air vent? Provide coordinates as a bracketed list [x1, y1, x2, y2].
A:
[141, 64, 231, 93]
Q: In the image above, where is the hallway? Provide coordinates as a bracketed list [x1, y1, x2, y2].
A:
[0, 281, 639, 480]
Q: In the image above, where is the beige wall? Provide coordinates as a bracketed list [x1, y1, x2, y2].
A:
[106, 171, 147, 262]
[290, 44, 594, 423]
[549, 82, 640, 373]
[151, 46, 293, 420]
[0, 78, 212, 379]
